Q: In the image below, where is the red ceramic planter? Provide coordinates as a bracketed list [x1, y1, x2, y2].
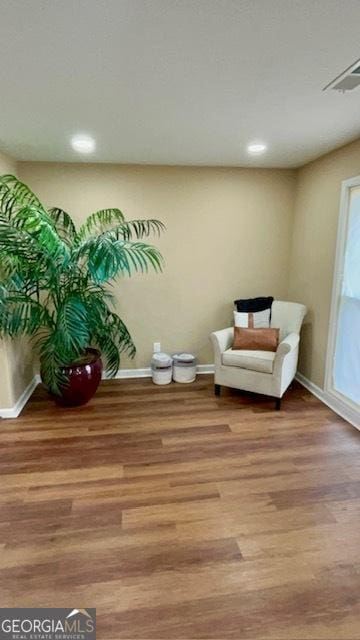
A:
[42, 348, 103, 407]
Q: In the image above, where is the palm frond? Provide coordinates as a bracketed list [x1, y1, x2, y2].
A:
[81, 292, 135, 362]
[77, 208, 125, 240]
[109, 219, 165, 241]
[56, 295, 90, 358]
[0, 176, 69, 265]
[11, 205, 69, 264]
[77, 234, 163, 283]
[96, 333, 120, 377]
[106, 312, 136, 357]
[0, 293, 52, 337]
[0, 252, 32, 281]
[37, 333, 68, 395]
[0, 174, 44, 219]
[48, 207, 77, 243]
[0, 222, 45, 263]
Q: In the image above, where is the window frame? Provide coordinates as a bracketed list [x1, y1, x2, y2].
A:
[325, 174, 360, 420]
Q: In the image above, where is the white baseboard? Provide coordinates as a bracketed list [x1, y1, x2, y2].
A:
[112, 368, 152, 379]
[106, 363, 215, 380]
[0, 366, 215, 419]
[196, 364, 215, 374]
[7, 366, 358, 428]
[5, 367, 358, 428]
[295, 372, 360, 430]
[0, 375, 40, 419]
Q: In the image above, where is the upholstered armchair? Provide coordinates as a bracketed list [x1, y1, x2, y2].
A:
[210, 301, 307, 410]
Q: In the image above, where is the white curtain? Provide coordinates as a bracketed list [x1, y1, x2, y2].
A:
[334, 191, 360, 405]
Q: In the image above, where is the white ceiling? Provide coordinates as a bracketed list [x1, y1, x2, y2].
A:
[1, 0, 360, 168]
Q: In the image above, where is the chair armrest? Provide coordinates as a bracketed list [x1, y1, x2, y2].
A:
[274, 332, 300, 374]
[276, 332, 299, 358]
[273, 332, 300, 393]
[210, 327, 234, 363]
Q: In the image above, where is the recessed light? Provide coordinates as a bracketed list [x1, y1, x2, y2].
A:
[71, 134, 96, 154]
[247, 142, 267, 155]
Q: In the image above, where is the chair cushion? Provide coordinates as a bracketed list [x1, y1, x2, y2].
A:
[222, 348, 275, 374]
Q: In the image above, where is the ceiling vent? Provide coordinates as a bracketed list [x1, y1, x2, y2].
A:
[323, 58, 360, 93]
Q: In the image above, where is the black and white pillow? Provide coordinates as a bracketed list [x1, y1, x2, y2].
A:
[233, 296, 273, 328]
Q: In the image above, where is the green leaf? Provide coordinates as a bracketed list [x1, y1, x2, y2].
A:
[106, 312, 136, 357]
[77, 234, 163, 283]
[37, 333, 69, 395]
[0, 293, 51, 337]
[56, 295, 90, 358]
[0, 222, 45, 263]
[77, 208, 125, 240]
[48, 207, 77, 244]
[0, 174, 44, 220]
[96, 334, 120, 377]
[110, 219, 165, 241]
[13, 205, 69, 264]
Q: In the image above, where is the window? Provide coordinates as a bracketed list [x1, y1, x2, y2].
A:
[333, 188, 360, 404]
[326, 178, 360, 425]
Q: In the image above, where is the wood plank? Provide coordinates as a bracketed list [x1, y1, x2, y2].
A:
[0, 376, 359, 639]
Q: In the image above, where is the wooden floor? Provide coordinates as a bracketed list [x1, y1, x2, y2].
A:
[0, 376, 360, 639]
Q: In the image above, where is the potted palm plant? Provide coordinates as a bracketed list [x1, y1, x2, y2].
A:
[0, 174, 165, 406]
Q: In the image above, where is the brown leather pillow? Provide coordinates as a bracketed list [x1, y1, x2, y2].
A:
[233, 326, 279, 352]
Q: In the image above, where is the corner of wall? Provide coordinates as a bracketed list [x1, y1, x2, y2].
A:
[286, 136, 360, 390]
[0, 149, 36, 416]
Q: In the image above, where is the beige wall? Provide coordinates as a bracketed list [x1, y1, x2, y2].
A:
[0, 151, 34, 410]
[0, 151, 18, 409]
[18, 163, 295, 368]
[1, 136, 357, 401]
[288, 138, 360, 388]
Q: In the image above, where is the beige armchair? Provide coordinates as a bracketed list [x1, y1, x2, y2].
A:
[210, 301, 307, 410]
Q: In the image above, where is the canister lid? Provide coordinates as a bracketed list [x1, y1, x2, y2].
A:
[172, 352, 196, 363]
[151, 352, 172, 368]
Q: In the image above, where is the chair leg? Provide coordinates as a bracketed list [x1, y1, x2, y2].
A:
[214, 384, 221, 396]
[275, 398, 281, 411]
